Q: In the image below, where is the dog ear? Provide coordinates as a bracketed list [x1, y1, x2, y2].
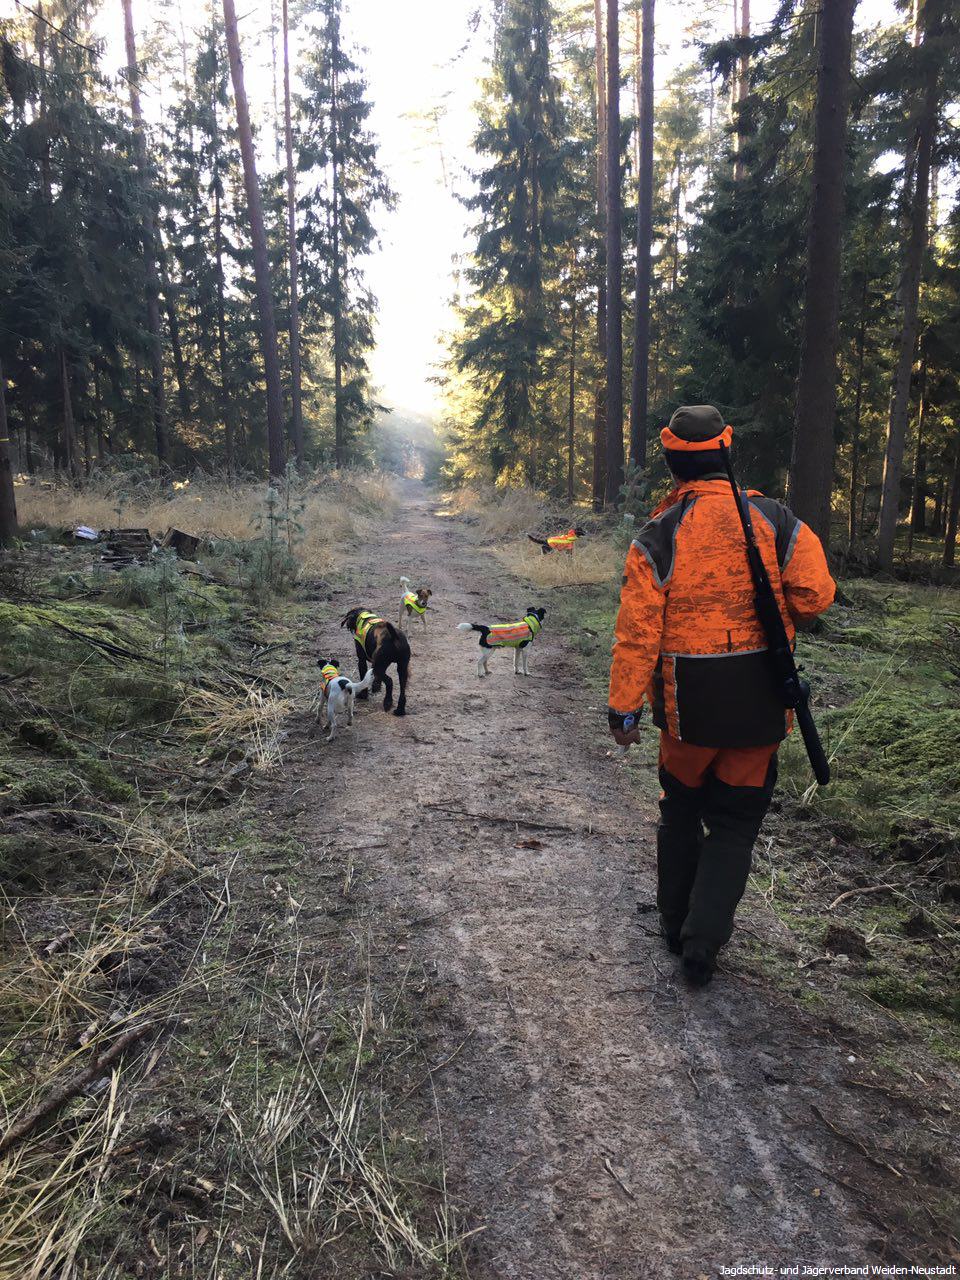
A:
[340, 612, 353, 628]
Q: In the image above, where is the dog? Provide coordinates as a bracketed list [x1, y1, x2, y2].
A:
[340, 607, 411, 716]
[399, 576, 432, 631]
[527, 526, 586, 555]
[312, 659, 373, 741]
[457, 607, 546, 678]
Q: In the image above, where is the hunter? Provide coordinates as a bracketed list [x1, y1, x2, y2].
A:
[608, 405, 835, 986]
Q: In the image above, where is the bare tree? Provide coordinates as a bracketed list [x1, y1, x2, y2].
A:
[0, 359, 18, 547]
[628, 0, 654, 472]
[603, 0, 624, 506]
[787, 0, 857, 546]
[222, 0, 286, 479]
[877, 0, 943, 570]
[732, 0, 750, 181]
[120, 0, 169, 468]
[567, 285, 578, 504]
[943, 435, 960, 569]
[592, 0, 607, 511]
[282, 0, 304, 468]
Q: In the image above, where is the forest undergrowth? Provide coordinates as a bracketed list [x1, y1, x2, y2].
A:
[0, 471, 466, 1279]
[459, 486, 960, 1078]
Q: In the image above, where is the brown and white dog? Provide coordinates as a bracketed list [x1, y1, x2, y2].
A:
[341, 607, 411, 716]
[312, 658, 373, 742]
[398, 575, 432, 631]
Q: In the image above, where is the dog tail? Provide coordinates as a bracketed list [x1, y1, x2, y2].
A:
[400, 575, 411, 590]
[346, 669, 374, 694]
[457, 622, 480, 634]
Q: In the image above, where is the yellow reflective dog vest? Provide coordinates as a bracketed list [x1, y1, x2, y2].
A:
[403, 591, 427, 616]
[547, 528, 578, 551]
[487, 614, 542, 649]
[320, 663, 341, 688]
[353, 611, 383, 643]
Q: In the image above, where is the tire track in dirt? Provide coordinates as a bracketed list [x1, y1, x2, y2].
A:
[292, 482, 908, 1279]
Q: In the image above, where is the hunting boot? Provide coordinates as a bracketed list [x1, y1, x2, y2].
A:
[679, 758, 778, 984]
[656, 766, 705, 955]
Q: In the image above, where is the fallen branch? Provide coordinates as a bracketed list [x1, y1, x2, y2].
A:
[0, 1023, 153, 1157]
[602, 1156, 636, 1201]
[828, 885, 895, 911]
[810, 1102, 903, 1179]
[421, 801, 585, 834]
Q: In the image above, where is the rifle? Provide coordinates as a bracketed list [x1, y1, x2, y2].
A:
[719, 443, 831, 786]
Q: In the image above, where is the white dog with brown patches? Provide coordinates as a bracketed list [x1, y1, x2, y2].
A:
[312, 659, 373, 741]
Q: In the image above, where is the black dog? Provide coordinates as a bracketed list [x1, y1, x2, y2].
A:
[340, 608, 410, 716]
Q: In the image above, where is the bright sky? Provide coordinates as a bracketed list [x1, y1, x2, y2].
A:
[44, 0, 901, 420]
[349, 0, 899, 419]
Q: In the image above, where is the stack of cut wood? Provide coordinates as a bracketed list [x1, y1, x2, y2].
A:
[100, 528, 154, 566]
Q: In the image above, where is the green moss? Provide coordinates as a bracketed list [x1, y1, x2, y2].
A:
[867, 974, 960, 1024]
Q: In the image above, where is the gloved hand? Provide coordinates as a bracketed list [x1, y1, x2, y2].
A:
[608, 707, 643, 749]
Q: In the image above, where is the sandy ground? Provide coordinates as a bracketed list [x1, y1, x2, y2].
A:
[288, 482, 931, 1278]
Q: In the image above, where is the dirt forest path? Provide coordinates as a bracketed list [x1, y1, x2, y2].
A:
[287, 481, 907, 1278]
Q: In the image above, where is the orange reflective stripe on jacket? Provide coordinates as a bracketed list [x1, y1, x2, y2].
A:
[320, 663, 341, 688]
[547, 528, 578, 551]
[487, 614, 542, 648]
[609, 479, 835, 748]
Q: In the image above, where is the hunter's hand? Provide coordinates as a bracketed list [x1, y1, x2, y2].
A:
[610, 725, 641, 748]
[608, 708, 643, 748]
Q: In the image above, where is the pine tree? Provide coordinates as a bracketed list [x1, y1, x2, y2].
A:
[451, 0, 574, 484]
[787, 0, 858, 546]
[222, 0, 286, 479]
[298, 0, 392, 466]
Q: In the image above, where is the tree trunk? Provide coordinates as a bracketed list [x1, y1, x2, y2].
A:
[732, 0, 750, 181]
[94, 365, 106, 462]
[932, 472, 943, 535]
[210, 41, 237, 477]
[282, 0, 305, 469]
[848, 275, 868, 548]
[0, 358, 18, 547]
[592, 0, 607, 512]
[567, 289, 577, 505]
[603, 0, 624, 507]
[159, 240, 191, 420]
[60, 348, 80, 479]
[222, 0, 286, 479]
[628, 0, 654, 472]
[786, 0, 856, 548]
[330, 12, 346, 470]
[121, 0, 169, 470]
[877, 0, 942, 570]
[907, 350, 928, 556]
[943, 436, 960, 569]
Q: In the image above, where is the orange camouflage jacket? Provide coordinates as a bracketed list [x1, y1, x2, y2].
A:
[609, 479, 835, 748]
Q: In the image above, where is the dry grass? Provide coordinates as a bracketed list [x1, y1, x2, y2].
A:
[0, 1068, 128, 1279]
[218, 943, 468, 1275]
[178, 682, 293, 770]
[492, 536, 620, 588]
[14, 468, 400, 577]
[447, 483, 550, 540]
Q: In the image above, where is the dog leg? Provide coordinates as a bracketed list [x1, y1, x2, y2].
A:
[522, 647, 530, 676]
[375, 663, 394, 712]
[513, 647, 520, 676]
[354, 643, 370, 700]
[396, 651, 409, 716]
